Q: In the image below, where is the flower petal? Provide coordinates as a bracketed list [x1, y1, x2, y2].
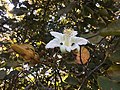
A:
[60, 45, 66, 53]
[50, 32, 63, 40]
[77, 37, 89, 45]
[65, 46, 72, 52]
[72, 31, 78, 36]
[45, 38, 60, 49]
[71, 44, 80, 51]
[72, 37, 89, 45]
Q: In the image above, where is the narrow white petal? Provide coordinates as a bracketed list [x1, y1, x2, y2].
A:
[77, 37, 89, 45]
[66, 46, 72, 52]
[72, 31, 78, 36]
[71, 44, 79, 50]
[60, 45, 66, 53]
[77, 46, 80, 51]
[72, 37, 89, 45]
[45, 39, 60, 49]
[50, 32, 63, 40]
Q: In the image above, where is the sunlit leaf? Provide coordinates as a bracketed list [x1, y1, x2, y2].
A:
[28, 52, 40, 66]
[11, 44, 35, 59]
[11, 44, 40, 65]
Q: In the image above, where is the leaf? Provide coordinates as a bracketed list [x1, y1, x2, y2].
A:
[81, 33, 103, 44]
[85, 6, 94, 15]
[110, 50, 120, 62]
[97, 76, 120, 90]
[99, 9, 109, 16]
[11, 0, 19, 6]
[57, 1, 76, 16]
[107, 65, 120, 82]
[0, 70, 6, 79]
[28, 53, 40, 66]
[11, 44, 35, 60]
[9, 7, 28, 16]
[99, 19, 120, 36]
[5, 70, 19, 79]
[82, 6, 94, 16]
[74, 47, 90, 64]
[11, 44, 28, 55]
[18, 44, 35, 52]
[65, 75, 79, 85]
[11, 44, 40, 65]
[6, 61, 19, 68]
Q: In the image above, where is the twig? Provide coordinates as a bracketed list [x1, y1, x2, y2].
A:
[78, 51, 108, 90]
[57, 69, 62, 83]
[22, 70, 45, 90]
[57, 69, 66, 90]
[54, 54, 58, 90]
[79, 46, 84, 65]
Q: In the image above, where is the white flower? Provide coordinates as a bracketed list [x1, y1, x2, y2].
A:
[45, 28, 89, 53]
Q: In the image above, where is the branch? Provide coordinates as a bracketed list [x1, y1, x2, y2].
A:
[78, 51, 109, 90]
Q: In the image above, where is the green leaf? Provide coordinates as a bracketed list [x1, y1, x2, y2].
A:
[84, 6, 94, 16]
[81, 33, 103, 44]
[99, 9, 109, 16]
[57, 1, 76, 16]
[9, 7, 28, 16]
[11, 0, 19, 6]
[107, 65, 120, 82]
[5, 70, 19, 79]
[97, 76, 120, 90]
[0, 70, 6, 80]
[65, 75, 79, 85]
[6, 61, 19, 68]
[110, 50, 120, 62]
[99, 19, 120, 36]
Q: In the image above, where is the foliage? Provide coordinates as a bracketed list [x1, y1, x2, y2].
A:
[0, 0, 120, 90]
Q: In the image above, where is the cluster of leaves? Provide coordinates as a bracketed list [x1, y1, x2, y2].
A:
[0, 0, 120, 90]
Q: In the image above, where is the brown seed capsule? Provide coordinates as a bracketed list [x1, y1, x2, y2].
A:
[74, 47, 90, 64]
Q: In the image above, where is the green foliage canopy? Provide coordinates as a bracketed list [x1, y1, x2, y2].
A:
[0, 0, 120, 90]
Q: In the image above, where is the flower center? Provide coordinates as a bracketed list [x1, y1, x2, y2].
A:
[63, 28, 73, 36]
[62, 28, 74, 47]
